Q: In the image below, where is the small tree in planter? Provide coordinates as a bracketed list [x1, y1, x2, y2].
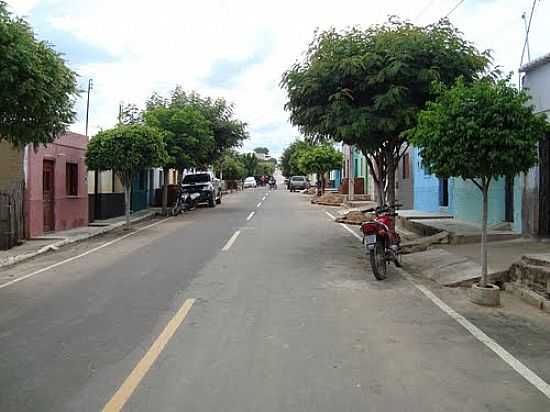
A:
[298, 143, 343, 195]
[86, 124, 167, 229]
[412, 78, 547, 304]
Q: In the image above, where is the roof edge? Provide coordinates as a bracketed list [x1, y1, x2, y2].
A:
[519, 52, 550, 73]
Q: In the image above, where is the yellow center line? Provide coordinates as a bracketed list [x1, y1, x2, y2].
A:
[102, 298, 196, 412]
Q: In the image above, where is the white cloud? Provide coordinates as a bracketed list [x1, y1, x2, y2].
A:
[11, 0, 550, 158]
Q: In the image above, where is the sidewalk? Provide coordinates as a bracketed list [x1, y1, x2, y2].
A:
[0, 208, 158, 269]
[404, 238, 550, 287]
[399, 209, 520, 243]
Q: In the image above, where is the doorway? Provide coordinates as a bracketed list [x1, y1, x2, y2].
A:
[43, 160, 55, 232]
[505, 176, 514, 222]
[439, 178, 449, 208]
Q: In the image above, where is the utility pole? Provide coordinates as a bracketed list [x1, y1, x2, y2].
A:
[85, 79, 93, 138]
[522, 12, 531, 63]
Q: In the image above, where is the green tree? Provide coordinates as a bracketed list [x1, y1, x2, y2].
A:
[257, 161, 275, 177]
[119, 103, 143, 125]
[254, 147, 269, 155]
[144, 96, 214, 214]
[0, 2, 78, 147]
[281, 18, 490, 205]
[218, 154, 245, 181]
[86, 124, 167, 229]
[241, 153, 259, 177]
[171, 88, 248, 165]
[412, 78, 547, 289]
[280, 140, 311, 177]
[297, 143, 343, 195]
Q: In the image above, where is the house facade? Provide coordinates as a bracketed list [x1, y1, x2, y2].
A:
[409, 147, 522, 232]
[0, 141, 25, 249]
[25, 132, 89, 237]
[519, 52, 550, 237]
[396, 147, 414, 209]
[340, 144, 372, 197]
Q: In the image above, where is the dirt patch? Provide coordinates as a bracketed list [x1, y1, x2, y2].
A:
[311, 193, 346, 206]
[301, 187, 317, 195]
[335, 211, 375, 225]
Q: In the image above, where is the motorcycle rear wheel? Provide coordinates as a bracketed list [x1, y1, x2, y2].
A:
[369, 240, 387, 280]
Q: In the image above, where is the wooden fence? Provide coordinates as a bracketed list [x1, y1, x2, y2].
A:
[0, 181, 24, 250]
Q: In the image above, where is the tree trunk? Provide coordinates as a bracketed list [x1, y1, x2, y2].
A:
[161, 167, 169, 216]
[386, 161, 396, 206]
[480, 177, 490, 287]
[123, 180, 131, 230]
[366, 155, 383, 207]
[321, 173, 326, 195]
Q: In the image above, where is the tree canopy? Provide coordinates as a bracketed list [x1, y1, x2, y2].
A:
[412, 77, 547, 286]
[280, 140, 312, 177]
[86, 124, 167, 182]
[254, 147, 269, 155]
[86, 124, 167, 227]
[297, 143, 342, 194]
[0, 1, 78, 147]
[240, 153, 259, 177]
[144, 103, 213, 172]
[144, 87, 248, 173]
[217, 152, 246, 181]
[281, 18, 490, 203]
[412, 78, 547, 182]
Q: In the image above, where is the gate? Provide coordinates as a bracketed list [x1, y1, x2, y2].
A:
[0, 181, 24, 250]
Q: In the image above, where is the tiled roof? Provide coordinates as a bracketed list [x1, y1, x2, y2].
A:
[519, 52, 550, 73]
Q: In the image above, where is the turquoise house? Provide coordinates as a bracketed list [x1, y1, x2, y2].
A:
[412, 148, 520, 232]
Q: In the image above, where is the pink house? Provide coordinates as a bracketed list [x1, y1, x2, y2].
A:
[24, 132, 89, 238]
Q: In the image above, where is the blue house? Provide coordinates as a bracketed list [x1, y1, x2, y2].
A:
[409, 147, 520, 231]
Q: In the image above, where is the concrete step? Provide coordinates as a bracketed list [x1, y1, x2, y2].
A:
[522, 253, 550, 267]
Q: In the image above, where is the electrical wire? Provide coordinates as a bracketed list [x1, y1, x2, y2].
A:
[414, 0, 437, 23]
[443, 0, 465, 19]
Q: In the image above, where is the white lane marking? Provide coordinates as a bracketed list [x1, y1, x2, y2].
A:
[257, 202, 262, 208]
[246, 211, 255, 221]
[331, 211, 550, 400]
[325, 211, 335, 219]
[262, 196, 267, 201]
[400, 271, 550, 400]
[341, 223, 363, 241]
[222, 230, 241, 251]
[0, 218, 170, 290]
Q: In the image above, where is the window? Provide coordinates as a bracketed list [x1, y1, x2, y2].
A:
[402, 153, 410, 180]
[66, 163, 78, 196]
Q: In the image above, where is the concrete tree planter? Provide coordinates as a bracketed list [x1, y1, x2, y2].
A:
[470, 283, 500, 306]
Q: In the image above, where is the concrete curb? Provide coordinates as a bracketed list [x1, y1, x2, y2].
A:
[0, 212, 156, 270]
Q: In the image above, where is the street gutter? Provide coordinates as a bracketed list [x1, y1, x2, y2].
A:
[0, 211, 157, 270]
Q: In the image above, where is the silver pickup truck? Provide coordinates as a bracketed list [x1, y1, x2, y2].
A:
[181, 172, 222, 207]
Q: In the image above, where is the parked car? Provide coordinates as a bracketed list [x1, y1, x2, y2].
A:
[243, 176, 257, 188]
[289, 176, 308, 192]
[181, 172, 221, 207]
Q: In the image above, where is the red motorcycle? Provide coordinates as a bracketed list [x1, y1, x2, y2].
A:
[360, 204, 402, 280]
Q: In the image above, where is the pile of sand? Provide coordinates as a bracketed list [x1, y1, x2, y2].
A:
[311, 193, 346, 205]
[301, 187, 317, 195]
[335, 210, 374, 225]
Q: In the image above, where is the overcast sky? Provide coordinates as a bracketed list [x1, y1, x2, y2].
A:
[7, 0, 550, 158]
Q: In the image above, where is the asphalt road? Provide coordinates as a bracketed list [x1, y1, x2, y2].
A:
[0, 188, 549, 411]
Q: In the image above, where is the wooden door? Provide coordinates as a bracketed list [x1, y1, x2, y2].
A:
[43, 160, 55, 232]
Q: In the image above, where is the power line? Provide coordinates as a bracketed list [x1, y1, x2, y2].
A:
[520, 0, 538, 67]
[443, 0, 465, 19]
[414, 0, 437, 23]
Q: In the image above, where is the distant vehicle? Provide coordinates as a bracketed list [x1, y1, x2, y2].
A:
[181, 172, 221, 207]
[289, 176, 308, 192]
[243, 176, 257, 188]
